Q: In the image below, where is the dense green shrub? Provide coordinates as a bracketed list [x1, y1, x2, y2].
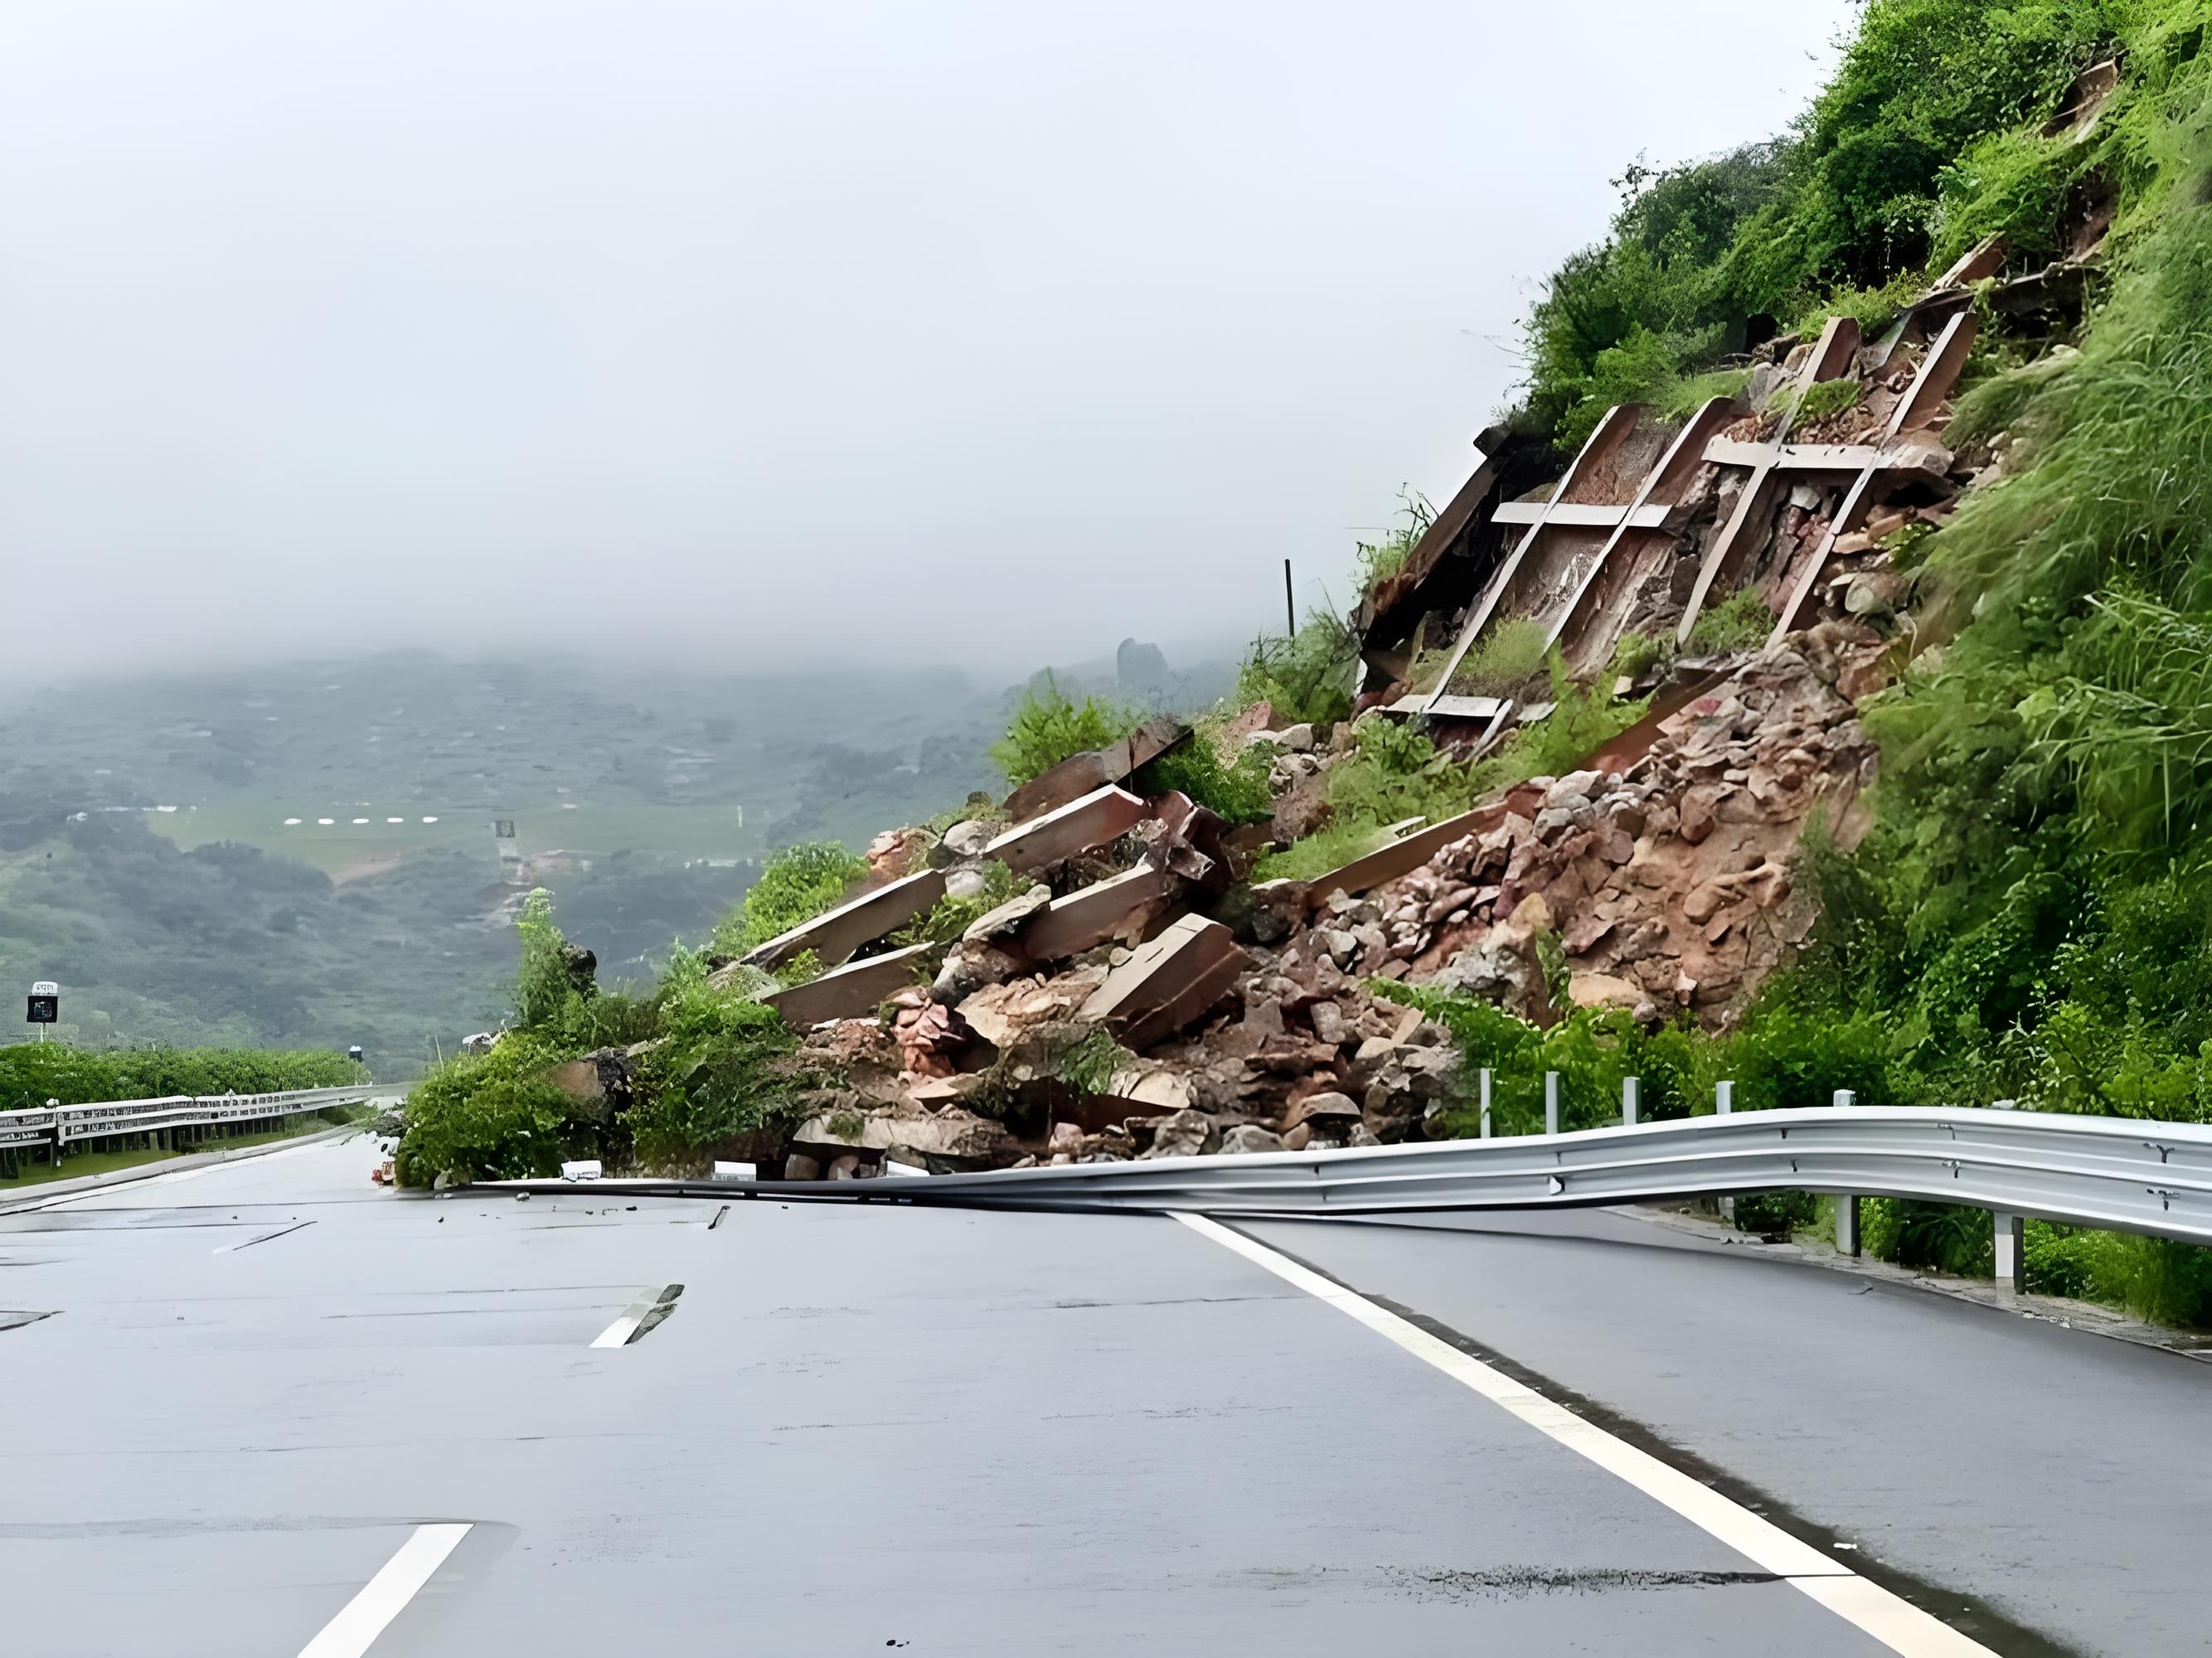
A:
[713, 842, 868, 956]
[392, 1034, 589, 1185]
[627, 948, 806, 1166]
[0, 1043, 356, 1113]
[1236, 613, 1360, 727]
[989, 674, 1140, 786]
[1132, 734, 1275, 827]
[1521, 1, 2137, 445]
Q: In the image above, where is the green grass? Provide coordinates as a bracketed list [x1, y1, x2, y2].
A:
[1686, 587, 1773, 654]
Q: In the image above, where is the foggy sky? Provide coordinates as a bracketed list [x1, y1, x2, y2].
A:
[0, 2, 1852, 688]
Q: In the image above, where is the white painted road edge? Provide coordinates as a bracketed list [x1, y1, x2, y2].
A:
[296, 1522, 471, 1658]
[1174, 1212, 1996, 1658]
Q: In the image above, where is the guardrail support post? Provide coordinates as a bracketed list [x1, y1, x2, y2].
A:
[1713, 1080, 1734, 1221]
[1831, 1089, 1859, 1254]
[1545, 1071, 1560, 1137]
[1623, 1076, 1639, 1127]
[1993, 1210, 2024, 1291]
[1479, 1069, 1492, 1139]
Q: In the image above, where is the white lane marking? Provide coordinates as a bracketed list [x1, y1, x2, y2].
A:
[1173, 1213, 1996, 1658]
[590, 1290, 658, 1348]
[296, 1522, 470, 1657]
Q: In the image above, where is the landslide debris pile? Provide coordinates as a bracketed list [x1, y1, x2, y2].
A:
[413, 127, 2098, 1183]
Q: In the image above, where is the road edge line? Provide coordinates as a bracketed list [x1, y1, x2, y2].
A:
[1172, 1211, 1996, 1658]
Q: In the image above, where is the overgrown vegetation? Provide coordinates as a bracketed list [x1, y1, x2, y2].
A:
[396, 893, 809, 1185]
[893, 861, 1026, 946]
[1236, 612, 1361, 727]
[1056, 1026, 1138, 1096]
[1132, 732, 1275, 826]
[1354, 489, 1438, 596]
[1255, 660, 1650, 882]
[1685, 586, 1774, 654]
[1521, 2, 2161, 447]
[711, 842, 869, 956]
[989, 673, 1140, 786]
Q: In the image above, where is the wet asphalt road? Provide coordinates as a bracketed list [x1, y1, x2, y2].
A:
[0, 1137, 2205, 1656]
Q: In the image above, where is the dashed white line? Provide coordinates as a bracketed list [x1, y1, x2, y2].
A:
[1173, 1212, 1996, 1658]
[295, 1522, 470, 1657]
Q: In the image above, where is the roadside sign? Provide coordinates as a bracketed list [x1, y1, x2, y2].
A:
[26, 994, 57, 1025]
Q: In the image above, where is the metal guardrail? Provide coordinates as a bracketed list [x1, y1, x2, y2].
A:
[490, 1104, 2212, 1251]
[0, 1085, 375, 1153]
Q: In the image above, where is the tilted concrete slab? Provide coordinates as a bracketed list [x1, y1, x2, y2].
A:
[1001, 719, 1186, 825]
[1079, 913, 1248, 1050]
[764, 943, 935, 1029]
[985, 784, 1149, 875]
[1018, 864, 1181, 962]
[742, 868, 948, 972]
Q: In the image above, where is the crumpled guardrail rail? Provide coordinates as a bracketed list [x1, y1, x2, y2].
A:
[484, 1106, 2212, 1247]
[0, 1085, 376, 1151]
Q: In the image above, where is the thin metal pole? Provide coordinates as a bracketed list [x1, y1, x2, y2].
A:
[1283, 559, 1296, 638]
[1479, 1068, 1492, 1139]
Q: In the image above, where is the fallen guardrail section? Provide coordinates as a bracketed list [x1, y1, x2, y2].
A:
[0, 1084, 376, 1173]
[487, 1104, 2212, 1274]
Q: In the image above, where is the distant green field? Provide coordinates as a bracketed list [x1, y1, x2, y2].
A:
[142, 795, 758, 873]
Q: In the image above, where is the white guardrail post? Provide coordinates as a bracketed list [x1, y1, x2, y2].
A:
[1991, 1098, 2023, 1289]
[1545, 1071, 1560, 1137]
[1713, 1080, 1734, 1222]
[1832, 1088, 1861, 1257]
[1622, 1076, 1639, 1127]
[1478, 1069, 1492, 1139]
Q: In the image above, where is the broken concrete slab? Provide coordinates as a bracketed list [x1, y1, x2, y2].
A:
[1017, 864, 1181, 962]
[742, 867, 948, 972]
[763, 943, 934, 1029]
[1000, 719, 1187, 825]
[788, 1100, 1018, 1166]
[1079, 913, 1249, 1050]
[984, 784, 1151, 875]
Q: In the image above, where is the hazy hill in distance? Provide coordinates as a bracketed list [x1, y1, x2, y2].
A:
[0, 646, 1231, 1073]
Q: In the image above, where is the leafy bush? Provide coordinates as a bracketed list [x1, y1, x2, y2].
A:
[1056, 1026, 1138, 1096]
[1326, 718, 1477, 829]
[990, 673, 1140, 786]
[1610, 630, 1668, 681]
[627, 948, 806, 1166]
[1133, 734, 1275, 826]
[1237, 613, 1360, 726]
[714, 842, 868, 956]
[393, 1034, 589, 1186]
